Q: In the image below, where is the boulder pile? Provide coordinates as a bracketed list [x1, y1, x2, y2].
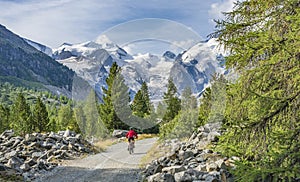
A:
[142, 122, 236, 182]
[0, 129, 94, 181]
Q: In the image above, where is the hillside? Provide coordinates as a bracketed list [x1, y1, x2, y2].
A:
[0, 24, 74, 92]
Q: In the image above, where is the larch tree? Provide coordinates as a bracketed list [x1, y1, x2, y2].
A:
[213, 0, 300, 180]
[162, 78, 181, 122]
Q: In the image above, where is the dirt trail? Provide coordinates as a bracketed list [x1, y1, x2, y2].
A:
[34, 137, 157, 182]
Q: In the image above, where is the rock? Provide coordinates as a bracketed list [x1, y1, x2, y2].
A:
[189, 132, 197, 141]
[11, 138, 21, 148]
[25, 159, 37, 166]
[178, 150, 194, 161]
[162, 165, 186, 175]
[205, 174, 218, 182]
[63, 129, 70, 137]
[75, 134, 82, 140]
[206, 162, 218, 172]
[195, 164, 207, 172]
[207, 131, 221, 142]
[153, 164, 164, 174]
[4, 150, 17, 159]
[0, 129, 14, 139]
[32, 152, 44, 158]
[174, 169, 200, 182]
[48, 132, 62, 141]
[20, 163, 30, 172]
[215, 159, 227, 170]
[66, 137, 78, 144]
[25, 134, 37, 142]
[6, 157, 22, 168]
[0, 163, 7, 171]
[167, 152, 177, 160]
[112, 130, 128, 138]
[148, 173, 175, 182]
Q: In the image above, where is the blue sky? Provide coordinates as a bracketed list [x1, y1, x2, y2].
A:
[0, 0, 235, 50]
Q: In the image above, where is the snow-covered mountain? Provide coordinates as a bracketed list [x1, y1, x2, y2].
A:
[23, 38, 53, 57]
[53, 36, 226, 103]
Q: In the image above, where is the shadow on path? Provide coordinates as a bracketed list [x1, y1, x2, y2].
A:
[35, 166, 141, 182]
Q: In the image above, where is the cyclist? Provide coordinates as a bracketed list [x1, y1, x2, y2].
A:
[126, 127, 138, 149]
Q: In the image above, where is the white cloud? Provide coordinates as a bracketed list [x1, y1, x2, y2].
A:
[0, 0, 233, 48]
[0, 0, 131, 47]
[208, 0, 235, 23]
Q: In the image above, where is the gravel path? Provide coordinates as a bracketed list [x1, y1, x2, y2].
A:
[35, 138, 157, 182]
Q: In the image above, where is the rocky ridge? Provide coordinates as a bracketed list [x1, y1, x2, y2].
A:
[0, 130, 94, 181]
[141, 122, 237, 182]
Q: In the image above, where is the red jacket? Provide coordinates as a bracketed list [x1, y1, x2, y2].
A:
[126, 130, 138, 139]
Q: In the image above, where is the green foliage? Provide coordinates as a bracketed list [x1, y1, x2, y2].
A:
[32, 97, 49, 132]
[10, 93, 32, 135]
[132, 82, 152, 118]
[156, 102, 167, 119]
[160, 109, 199, 140]
[213, 0, 300, 180]
[75, 90, 108, 138]
[99, 62, 129, 131]
[0, 82, 80, 135]
[160, 86, 198, 140]
[0, 104, 9, 133]
[162, 78, 181, 122]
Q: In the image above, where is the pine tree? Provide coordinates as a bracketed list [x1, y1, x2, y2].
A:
[99, 62, 128, 131]
[32, 97, 49, 132]
[156, 102, 166, 119]
[0, 104, 10, 133]
[181, 87, 197, 111]
[132, 82, 152, 118]
[47, 104, 58, 132]
[57, 102, 74, 130]
[10, 93, 32, 135]
[162, 78, 181, 122]
[213, 0, 300, 180]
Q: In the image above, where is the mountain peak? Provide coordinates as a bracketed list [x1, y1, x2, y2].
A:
[95, 35, 116, 49]
[163, 51, 176, 59]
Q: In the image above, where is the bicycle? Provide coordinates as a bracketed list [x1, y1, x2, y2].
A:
[128, 139, 135, 154]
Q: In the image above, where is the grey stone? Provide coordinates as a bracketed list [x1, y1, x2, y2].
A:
[148, 173, 175, 182]
[195, 164, 207, 172]
[20, 163, 30, 171]
[32, 152, 44, 158]
[4, 150, 17, 159]
[206, 162, 218, 172]
[153, 164, 164, 174]
[178, 150, 194, 161]
[112, 129, 128, 138]
[205, 175, 218, 182]
[63, 129, 70, 137]
[25, 159, 37, 166]
[0, 130, 14, 139]
[162, 165, 186, 175]
[0, 163, 7, 171]
[174, 169, 199, 182]
[207, 131, 221, 142]
[215, 159, 227, 170]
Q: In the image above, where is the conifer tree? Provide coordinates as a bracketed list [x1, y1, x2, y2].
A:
[213, 0, 300, 180]
[99, 62, 128, 131]
[57, 102, 74, 130]
[0, 104, 10, 133]
[181, 87, 197, 111]
[10, 93, 32, 135]
[32, 97, 49, 132]
[132, 82, 152, 118]
[162, 78, 181, 122]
